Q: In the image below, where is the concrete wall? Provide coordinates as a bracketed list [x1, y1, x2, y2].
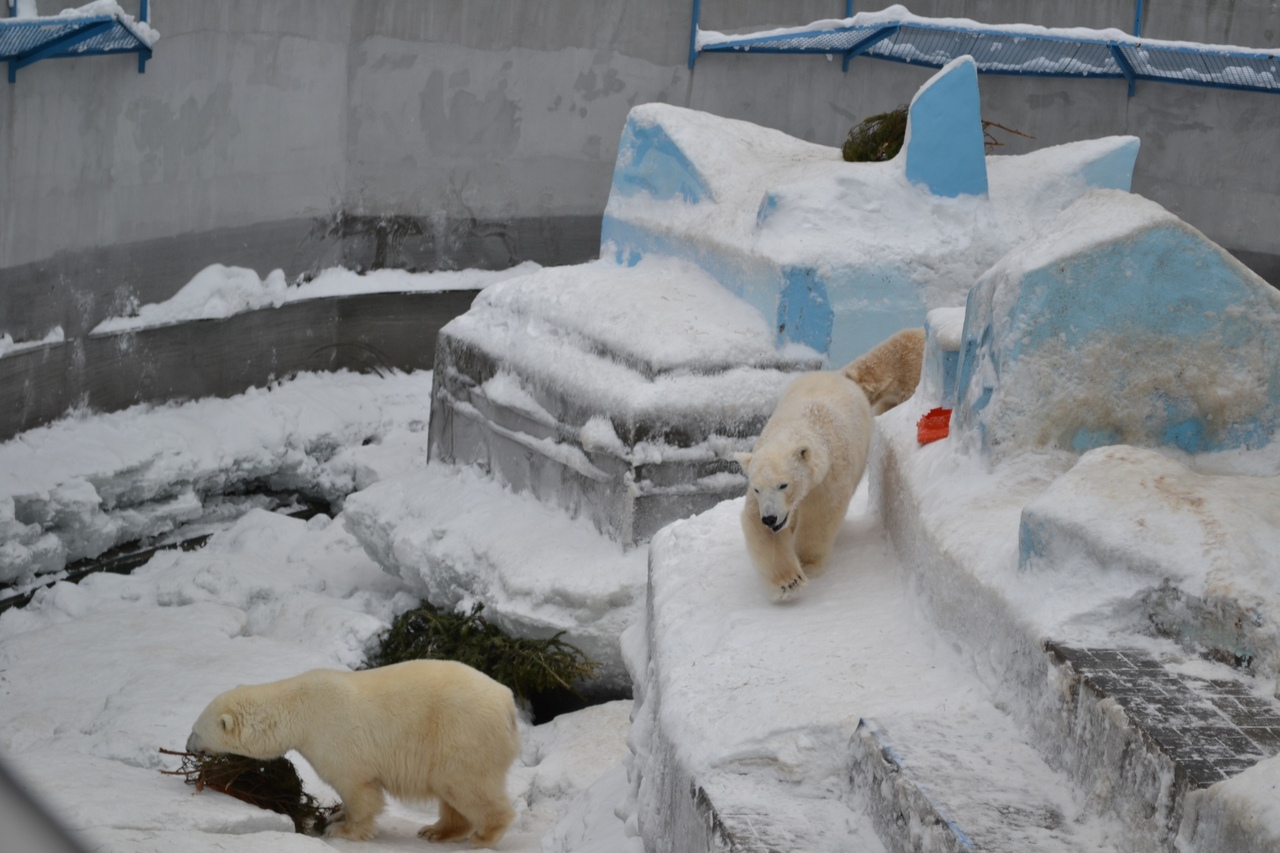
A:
[2, 0, 1278, 344]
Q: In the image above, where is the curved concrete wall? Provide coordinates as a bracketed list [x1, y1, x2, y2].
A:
[1, 0, 1278, 343]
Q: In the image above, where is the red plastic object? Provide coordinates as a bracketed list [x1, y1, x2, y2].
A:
[917, 407, 952, 444]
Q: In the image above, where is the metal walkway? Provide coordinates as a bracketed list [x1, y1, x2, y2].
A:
[2, 0, 155, 83]
[690, 2, 1279, 96]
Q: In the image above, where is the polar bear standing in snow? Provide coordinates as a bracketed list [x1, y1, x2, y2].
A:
[186, 660, 519, 845]
[842, 327, 926, 415]
[735, 371, 873, 600]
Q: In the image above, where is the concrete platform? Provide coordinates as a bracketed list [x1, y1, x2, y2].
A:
[428, 257, 821, 544]
[627, 490, 1127, 853]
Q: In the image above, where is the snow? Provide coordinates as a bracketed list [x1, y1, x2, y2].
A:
[342, 464, 647, 693]
[955, 189, 1280, 463]
[1020, 445, 1280, 672]
[870, 374, 1280, 850]
[0, 370, 637, 853]
[92, 262, 541, 335]
[925, 307, 964, 349]
[629, 484, 1127, 851]
[609, 104, 1136, 299]
[464, 256, 801, 376]
[0, 326, 63, 359]
[0, 370, 439, 586]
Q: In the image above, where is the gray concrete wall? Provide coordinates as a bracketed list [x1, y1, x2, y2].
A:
[2, 0, 1278, 343]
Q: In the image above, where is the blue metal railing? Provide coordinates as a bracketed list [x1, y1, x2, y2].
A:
[689, 2, 1279, 96]
[2, 0, 154, 83]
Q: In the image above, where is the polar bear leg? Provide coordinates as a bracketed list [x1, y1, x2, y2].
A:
[327, 780, 385, 841]
[441, 781, 516, 846]
[418, 800, 472, 843]
[742, 510, 806, 599]
[793, 496, 846, 573]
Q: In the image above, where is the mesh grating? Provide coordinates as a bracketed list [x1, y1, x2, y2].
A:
[701, 18, 1279, 93]
[0, 15, 148, 63]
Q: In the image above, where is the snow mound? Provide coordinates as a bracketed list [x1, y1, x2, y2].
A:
[0, 370, 436, 587]
[92, 262, 540, 334]
[342, 464, 648, 693]
[1021, 444, 1280, 673]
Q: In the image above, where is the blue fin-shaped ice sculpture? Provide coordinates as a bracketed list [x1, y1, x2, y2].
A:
[904, 56, 988, 198]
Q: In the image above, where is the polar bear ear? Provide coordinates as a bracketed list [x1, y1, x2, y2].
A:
[795, 446, 809, 462]
[733, 452, 752, 472]
[218, 713, 235, 732]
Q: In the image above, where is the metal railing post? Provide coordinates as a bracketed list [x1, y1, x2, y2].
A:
[688, 0, 701, 70]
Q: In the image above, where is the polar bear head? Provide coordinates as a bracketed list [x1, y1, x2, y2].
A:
[735, 443, 825, 532]
[186, 684, 289, 760]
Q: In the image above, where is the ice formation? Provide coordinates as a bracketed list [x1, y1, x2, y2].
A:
[601, 89, 1138, 365]
[954, 189, 1280, 462]
[605, 62, 1280, 853]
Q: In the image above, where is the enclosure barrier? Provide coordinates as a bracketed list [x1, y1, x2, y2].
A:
[690, 1, 1279, 96]
[1, 0, 154, 83]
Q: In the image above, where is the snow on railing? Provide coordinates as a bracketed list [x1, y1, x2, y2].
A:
[691, 3, 1279, 96]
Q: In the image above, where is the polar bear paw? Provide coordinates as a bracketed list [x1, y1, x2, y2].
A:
[775, 571, 807, 601]
[326, 817, 375, 841]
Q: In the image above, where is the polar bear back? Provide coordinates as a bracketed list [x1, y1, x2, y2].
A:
[318, 661, 518, 792]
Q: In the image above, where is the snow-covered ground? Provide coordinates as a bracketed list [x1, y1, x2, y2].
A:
[0, 369, 639, 853]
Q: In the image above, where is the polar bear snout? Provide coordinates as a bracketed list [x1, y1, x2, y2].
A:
[755, 486, 794, 532]
[760, 513, 788, 532]
[185, 731, 209, 755]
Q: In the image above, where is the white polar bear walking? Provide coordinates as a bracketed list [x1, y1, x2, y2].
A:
[735, 371, 873, 600]
[186, 659, 520, 845]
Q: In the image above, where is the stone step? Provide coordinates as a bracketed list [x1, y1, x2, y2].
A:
[1044, 643, 1280, 840]
[853, 713, 1119, 853]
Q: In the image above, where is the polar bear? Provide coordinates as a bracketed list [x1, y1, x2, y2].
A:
[186, 660, 519, 845]
[735, 371, 873, 600]
[841, 327, 926, 415]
